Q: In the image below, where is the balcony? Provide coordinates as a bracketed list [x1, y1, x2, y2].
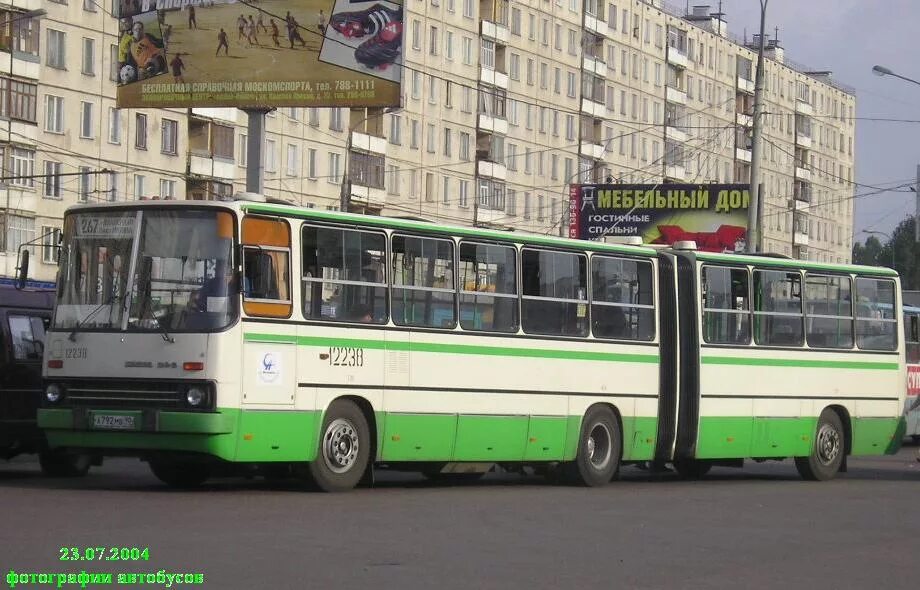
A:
[189, 154, 235, 180]
[666, 85, 687, 105]
[795, 166, 811, 181]
[580, 141, 605, 160]
[736, 112, 753, 128]
[580, 97, 606, 118]
[478, 114, 508, 135]
[0, 119, 37, 144]
[584, 13, 605, 37]
[792, 198, 810, 211]
[480, 67, 509, 89]
[735, 147, 752, 163]
[0, 52, 38, 80]
[665, 125, 688, 143]
[664, 164, 686, 180]
[480, 0, 509, 43]
[737, 76, 755, 94]
[795, 133, 812, 148]
[795, 100, 813, 116]
[477, 159, 507, 180]
[348, 184, 386, 208]
[191, 108, 239, 124]
[582, 55, 607, 78]
[350, 131, 387, 155]
[793, 231, 809, 247]
[666, 48, 688, 69]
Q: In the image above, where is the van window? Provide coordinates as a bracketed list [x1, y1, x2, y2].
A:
[701, 266, 750, 345]
[753, 270, 803, 346]
[521, 248, 588, 337]
[9, 315, 46, 361]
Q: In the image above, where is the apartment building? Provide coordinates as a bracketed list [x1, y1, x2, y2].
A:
[0, 0, 855, 282]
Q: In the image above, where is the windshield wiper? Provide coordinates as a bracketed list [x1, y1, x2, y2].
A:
[68, 289, 123, 342]
[132, 274, 174, 344]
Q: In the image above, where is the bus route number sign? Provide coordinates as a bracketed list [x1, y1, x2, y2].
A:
[329, 347, 364, 367]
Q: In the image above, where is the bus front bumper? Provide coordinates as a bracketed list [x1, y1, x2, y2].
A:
[38, 408, 235, 434]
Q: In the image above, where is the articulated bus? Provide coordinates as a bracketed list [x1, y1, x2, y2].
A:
[33, 198, 906, 491]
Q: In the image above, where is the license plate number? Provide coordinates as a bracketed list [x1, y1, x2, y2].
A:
[93, 415, 136, 430]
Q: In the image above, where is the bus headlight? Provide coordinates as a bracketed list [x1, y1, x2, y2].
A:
[45, 383, 64, 404]
[186, 386, 206, 407]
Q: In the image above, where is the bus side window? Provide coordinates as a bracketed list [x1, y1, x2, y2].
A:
[241, 216, 292, 318]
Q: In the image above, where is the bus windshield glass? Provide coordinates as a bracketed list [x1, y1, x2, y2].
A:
[54, 208, 237, 333]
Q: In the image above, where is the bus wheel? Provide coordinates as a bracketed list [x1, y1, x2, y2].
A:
[149, 460, 211, 488]
[308, 400, 370, 492]
[566, 406, 621, 486]
[39, 450, 91, 478]
[673, 458, 712, 479]
[795, 410, 845, 481]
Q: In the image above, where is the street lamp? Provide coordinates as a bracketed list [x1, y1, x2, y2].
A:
[340, 107, 399, 213]
[862, 230, 895, 269]
[871, 65, 920, 88]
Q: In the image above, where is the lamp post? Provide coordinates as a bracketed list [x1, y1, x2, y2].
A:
[746, 0, 768, 254]
[872, 66, 920, 243]
[862, 230, 894, 270]
[340, 107, 398, 213]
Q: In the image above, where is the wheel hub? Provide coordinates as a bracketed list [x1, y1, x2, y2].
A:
[587, 423, 612, 470]
[322, 418, 360, 474]
[816, 423, 841, 466]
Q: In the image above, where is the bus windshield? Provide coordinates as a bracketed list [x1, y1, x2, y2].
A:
[54, 208, 237, 333]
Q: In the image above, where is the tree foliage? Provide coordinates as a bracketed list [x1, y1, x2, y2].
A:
[851, 217, 920, 290]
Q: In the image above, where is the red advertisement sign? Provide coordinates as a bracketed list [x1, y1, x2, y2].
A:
[908, 365, 920, 397]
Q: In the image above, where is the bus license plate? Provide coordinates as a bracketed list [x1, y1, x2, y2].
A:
[92, 415, 136, 430]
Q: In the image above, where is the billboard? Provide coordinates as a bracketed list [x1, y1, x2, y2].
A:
[114, 0, 403, 109]
[568, 183, 750, 253]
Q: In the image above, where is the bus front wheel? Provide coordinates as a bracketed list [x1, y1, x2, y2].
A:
[307, 400, 370, 492]
[39, 450, 91, 478]
[565, 406, 621, 486]
[149, 460, 211, 488]
[795, 410, 845, 481]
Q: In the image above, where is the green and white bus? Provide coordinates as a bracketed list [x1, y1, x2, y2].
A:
[34, 198, 906, 490]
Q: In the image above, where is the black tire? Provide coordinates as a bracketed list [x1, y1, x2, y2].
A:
[911, 435, 920, 445]
[564, 405, 621, 487]
[149, 460, 211, 488]
[795, 410, 845, 481]
[307, 400, 371, 492]
[673, 458, 712, 479]
[39, 450, 91, 478]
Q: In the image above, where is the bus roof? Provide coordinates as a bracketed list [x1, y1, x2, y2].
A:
[0, 286, 54, 310]
[693, 251, 899, 278]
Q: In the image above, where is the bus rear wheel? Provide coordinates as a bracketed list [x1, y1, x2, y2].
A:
[565, 406, 621, 487]
[795, 410, 845, 481]
[673, 458, 712, 479]
[307, 400, 370, 492]
[39, 450, 91, 478]
[149, 460, 211, 488]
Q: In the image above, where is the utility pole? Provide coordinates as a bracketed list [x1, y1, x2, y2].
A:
[916, 163, 919, 242]
[746, 0, 768, 254]
[244, 109, 270, 195]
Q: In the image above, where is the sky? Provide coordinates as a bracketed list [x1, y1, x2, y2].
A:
[722, 0, 920, 243]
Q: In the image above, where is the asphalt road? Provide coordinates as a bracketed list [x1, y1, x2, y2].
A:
[1, 447, 919, 590]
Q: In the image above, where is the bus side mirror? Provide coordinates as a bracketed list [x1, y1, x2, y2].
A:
[15, 249, 29, 290]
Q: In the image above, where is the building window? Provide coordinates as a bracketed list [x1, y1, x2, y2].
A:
[462, 36, 473, 65]
[238, 134, 247, 167]
[459, 132, 470, 160]
[42, 226, 61, 264]
[79, 102, 94, 138]
[443, 127, 451, 157]
[1, 78, 37, 123]
[134, 174, 146, 199]
[135, 113, 147, 149]
[265, 139, 276, 172]
[79, 167, 92, 201]
[6, 215, 34, 255]
[109, 44, 118, 81]
[0, 11, 40, 56]
[429, 25, 438, 55]
[212, 124, 233, 159]
[108, 107, 121, 144]
[426, 123, 436, 153]
[442, 176, 450, 205]
[45, 95, 64, 134]
[459, 179, 469, 208]
[47, 29, 66, 69]
[286, 144, 298, 176]
[82, 37, 95, 75]
[307, 148, 317, 178]
[481, 38, 495, 70]
[159, 179, 175, 200]
[161, 119, 178, 155]
[10, 148, 34, 187]
[308, 108, 319, 126]
[43, 161, 62, 199]
[329, 108, 342, 131]
[389, 113, 401, 145]
[386, 164, 399, 195]
[328, 152, 340, 183]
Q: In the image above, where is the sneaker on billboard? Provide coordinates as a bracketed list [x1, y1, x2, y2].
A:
[354, 19, 402, 69]
[329, 3, 402, 39]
